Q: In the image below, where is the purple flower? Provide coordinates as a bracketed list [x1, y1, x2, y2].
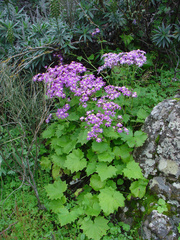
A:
[92, 28, 100, 36]
[97, 50, 147, 73]
[34, 57, 133, 141]
[132, 19, 137, 25]
[45, 114, 52, 123]
[56, 104, 70, 119]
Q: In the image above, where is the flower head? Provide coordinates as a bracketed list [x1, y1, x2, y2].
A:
[98, 50, 147, 73]
[91, 28, 100, 36]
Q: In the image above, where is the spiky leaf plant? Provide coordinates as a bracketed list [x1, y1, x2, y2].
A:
[50, 0, 61, 19]
[152, 23, 173, 48]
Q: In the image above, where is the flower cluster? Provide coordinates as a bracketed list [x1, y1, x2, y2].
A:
[34, 56, 139, 141]
[78, 84, 138, 141]
[33, 61, 105, 108]
[104, 85, 137, 99]
[80, 110, 113, 142]
[80, 107, 128, 142]
[97, 49, 147, 73]
[74, 74, 105, 107]
[91, 28, 100, 36]
[56, 104, 70, 119]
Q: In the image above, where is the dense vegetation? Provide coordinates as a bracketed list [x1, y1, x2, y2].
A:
[0, 0, 179, 239]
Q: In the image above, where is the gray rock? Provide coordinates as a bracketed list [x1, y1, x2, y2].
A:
[134, 96, 180, 201]
[133, 96, 180, 239]
[142, 210, 178, 240]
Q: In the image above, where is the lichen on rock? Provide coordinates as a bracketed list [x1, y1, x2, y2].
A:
[133, 95, 180, 239]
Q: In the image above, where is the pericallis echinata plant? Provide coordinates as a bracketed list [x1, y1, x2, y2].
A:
[98, 49, 147, 87]
[34, 50, 148, 240]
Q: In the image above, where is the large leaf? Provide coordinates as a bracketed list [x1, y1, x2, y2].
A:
[57, 207, 82, 226]
[120, 130, 147, 147]
[113, 144, 133, 162]
[45, 179, 67, 200]
[42, 123, 57, 138]
[92, 141, 110, 153]
[64, 149, 87, 173]
[122, 161, 143, 179]
[86, 160, 97, 176]
[81, 193, 101, 216]
[55, 124, 65, 137]
[98, 187, 125, 215]
[96, 162, 117, 181]
[52, 165, 61, 179]
[133, 131, 148, 147]
[103, 127, 119, 139]
[53, 136, 77, 154]
[68, 112, 80, 121]
[137, 109, 149, 120]
[130, 178, 148, 199]
[56, 135, 69, 147]
[97, 151, 114, 163]
[90, 174, 106, 191]
[80, 216, 109, 240]
[87, 148, 98, 161]
[48, 197, 66, 213]
[55, 147, 63, 155]
[62, 139, 77, 154]
[78, 128, 89, 145]
[40, 156, 51, 171]
[51, 154, 66, 168]
[120, 130, 135, 147]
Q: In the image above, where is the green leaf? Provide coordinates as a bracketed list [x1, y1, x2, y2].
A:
[120, 130, 135, 148]
[63, 139, 77, 154]
[98, 187, 125, 215]
[42, 123, 57, 138]
[56, 124, 65, 137]
[90, 174, 106, 191]
[117, 179, 124, 185]
[87, 148, 98, 161]
[88, 54, 94, 60]
[81, 193, 101, 216]
[120, 130, 147, 147]
[133, 131, 147, 147]
[122, 114, 130, 123]
[103, 127, 119, 139]
[45, 179, 67, 200]
[113, 144, 133, 162]
[56, 136, 70, 147]
[97, 151, 114, 163]
[40, 156, 51, 171]
[137, 109, 149, 120]
[86, 160, 97, 176]
[52, 135, 77, 154]
[55, 147, 63, 155]
[80, 216, 109, 240]
[52, 165, 61, 179]
[119, 222, 130, 231]
[96, 162, 117, 181]
[57, 207, 82, 226]
[78, 129, 89, 145]
[68, 112, 80, 121]
[130, 178, 148, 199]
[92, 142, 110, 153]
[115, 162, 125, 175]
[123, 161, 143, 179]
[50, 138, 63, 149]
[64, 149, 87, 173]
[48, 197, 66, 213]
[51, 154, 66, 168]
[77, 56, 83, 61]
